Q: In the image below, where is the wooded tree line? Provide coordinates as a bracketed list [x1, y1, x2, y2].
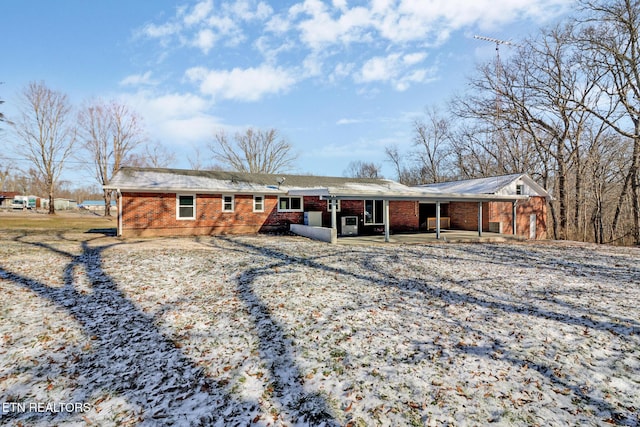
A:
[384, 0, 640, 245]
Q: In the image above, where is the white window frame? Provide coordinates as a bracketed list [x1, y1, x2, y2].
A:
[278, 196, 303, 212]
[222, 195, 235, 212]
[327, 199, 341, 212]
[516, 184, 525, 195]
[177, 194, 196, 220]
[253, 195, 264, 212]
[364, 199, 384, 225]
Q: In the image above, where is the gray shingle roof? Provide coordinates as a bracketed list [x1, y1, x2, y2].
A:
[105, 167, 397, 193]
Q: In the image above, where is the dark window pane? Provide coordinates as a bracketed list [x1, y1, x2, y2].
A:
[291, 197, 301, 210]
[179, 206, 194, 218]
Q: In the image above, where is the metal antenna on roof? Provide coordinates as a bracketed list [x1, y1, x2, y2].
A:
[474, 35, 517, 173]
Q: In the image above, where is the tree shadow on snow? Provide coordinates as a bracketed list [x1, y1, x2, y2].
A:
[215, 237, 340, 426]
[0, 234, 258, 426]
[222, 237, 639, 426]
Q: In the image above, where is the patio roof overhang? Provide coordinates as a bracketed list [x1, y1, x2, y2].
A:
[287, 187, 531, 203]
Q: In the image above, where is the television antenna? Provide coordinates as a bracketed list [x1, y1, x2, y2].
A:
[474, 35, 517, 172]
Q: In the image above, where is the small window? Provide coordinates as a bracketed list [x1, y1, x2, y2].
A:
[516, 184, 525, 195]
[253, 195, 264, 212]
[364, 199, 384, 224]
[278, 196, 303, 212]
[327, 199, 341, 212]
[177, 194, 195, 220]
[223, 195, 234, 212]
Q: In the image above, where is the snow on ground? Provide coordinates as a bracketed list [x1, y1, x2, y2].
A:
[0, 232, 639, 426]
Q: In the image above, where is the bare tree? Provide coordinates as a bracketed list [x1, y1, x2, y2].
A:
[188, 146, 204, 170]
[126, 142, 176, 168]
[413, 107, 455, 183]
[13, 81, 76, 214]
[343, 161, 383, 178]
[210, 127, 297, 174]
[573, 0, 640, 244]
[78, 99, 146, 216]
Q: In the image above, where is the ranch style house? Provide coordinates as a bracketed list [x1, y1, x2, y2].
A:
[104, 167, 550, 241]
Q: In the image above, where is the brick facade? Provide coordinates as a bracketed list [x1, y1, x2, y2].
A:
[448, 196, 547, 239]
[118, 193, 421, 238]
[118, 192, 545, 239]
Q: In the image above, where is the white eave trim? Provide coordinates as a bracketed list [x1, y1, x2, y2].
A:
[102, 186, 287, 195]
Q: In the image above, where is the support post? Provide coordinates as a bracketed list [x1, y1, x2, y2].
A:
[512, 201, 518, 235]
[478, 201, 483, 237]
[331, 197, 337, 232]
[384, 199, 390, 242]
[436, 201, 441, 240]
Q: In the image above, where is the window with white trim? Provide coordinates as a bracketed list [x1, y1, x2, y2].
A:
[364, 199, 384, 224]
[278, 196, 302, 212]
[516, 184, 525, 195]
[253, 195, 264, 212]
[222, 195, 234, 212]
[327, 199, 341, 212]
[177, 194, 195, 220]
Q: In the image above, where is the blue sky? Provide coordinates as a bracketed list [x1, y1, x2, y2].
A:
[2, 0, 573, 184]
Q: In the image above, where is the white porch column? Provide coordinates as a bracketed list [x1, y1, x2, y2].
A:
[117, 189, 122, 237]
[478, 201, 483, 237]
[512, 201, 518, 235]
[331, 197, 337, 232]
[384, 199, 390, 242]
[436, 201, 441, 240]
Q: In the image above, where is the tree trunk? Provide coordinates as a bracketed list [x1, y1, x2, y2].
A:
[48, 181, 55, 215]
[630, 134, 640, 245]
[103, 189, 112, 217]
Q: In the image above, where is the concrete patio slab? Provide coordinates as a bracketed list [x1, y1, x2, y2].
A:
[336, 230, 528, 245]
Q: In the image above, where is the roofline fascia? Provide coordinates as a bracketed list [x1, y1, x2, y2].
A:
[317, 193, 531, 202]
[102, 186, 287, 195]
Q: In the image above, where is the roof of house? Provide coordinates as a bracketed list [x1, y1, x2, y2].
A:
[105, 167, 397, 194]
[416, 173, 551, 199]
[105, 167, 546, 202]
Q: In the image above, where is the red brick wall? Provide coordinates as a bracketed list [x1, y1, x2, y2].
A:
[449, 198, 547, 239]
[119, 192, 302, 237]
[390, 201, 419, 232]
[449, 202, 489, 231]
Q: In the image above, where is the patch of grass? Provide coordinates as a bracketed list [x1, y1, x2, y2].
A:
[0, 211, 115, 233]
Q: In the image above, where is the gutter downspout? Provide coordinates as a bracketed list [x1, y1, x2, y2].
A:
[384, 199, 390, 242]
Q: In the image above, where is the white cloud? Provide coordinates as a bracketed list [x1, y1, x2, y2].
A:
[119, 71, 157, 87]
[185, 64, 297, 101]
[226, 0, 273, 21]
[403, 52, 427, 66]
[336, 118, 366, 125]
[142, 22, 181, 39]
[356, 53, 435, 90]
[358, 54, 401, 83]
[194, 29, 217, 53]
[117, 90, 218, 146]
[183, 0, 213, 26]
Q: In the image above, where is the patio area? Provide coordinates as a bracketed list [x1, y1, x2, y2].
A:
[337, 229, 528, 245]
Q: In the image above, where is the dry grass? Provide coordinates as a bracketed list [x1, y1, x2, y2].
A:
[0, 210, 116, 234]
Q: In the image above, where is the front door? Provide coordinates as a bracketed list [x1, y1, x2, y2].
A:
[530, 214, 537, 239]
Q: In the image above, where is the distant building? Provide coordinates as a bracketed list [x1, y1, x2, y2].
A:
[79, 200, 116, 211]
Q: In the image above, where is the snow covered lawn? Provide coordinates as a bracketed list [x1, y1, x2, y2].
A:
[1, 232, 639, 426]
